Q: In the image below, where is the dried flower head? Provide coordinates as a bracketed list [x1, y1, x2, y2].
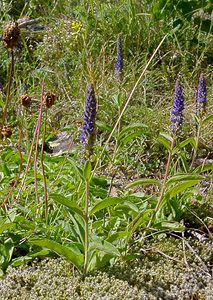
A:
[44, 92, 56, 108]
[20, 94, 32, 108]
[196, 73, 207, 114]
[3, 21, 20, 49]
[1, 125, 12, 138]
[115, 35, 124, 79]
[79, 84, 97, 157]
[171, 80, 185, 132]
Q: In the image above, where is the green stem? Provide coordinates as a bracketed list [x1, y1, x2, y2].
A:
[84, 178, 90, 276]
[190, 117, 202, 169]
[144, 135, 176, 235]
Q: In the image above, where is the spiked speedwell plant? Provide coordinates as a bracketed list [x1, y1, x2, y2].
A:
[0, 4, 212, 285]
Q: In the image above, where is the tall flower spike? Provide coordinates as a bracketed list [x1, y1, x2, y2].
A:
[80, 84, 97, 158]
[115, 35, 124, 79]
[196, 73, 207, 114]
[171, 80, 185, 132]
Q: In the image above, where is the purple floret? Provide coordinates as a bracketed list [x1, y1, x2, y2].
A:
[171, 81, 185, 132]
[79, 85, 97, 156]
[196, 73, 207, 113]
[115, 35, 124, 77]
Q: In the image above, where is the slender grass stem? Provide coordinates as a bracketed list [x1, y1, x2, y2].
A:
[1, 50, 14, 127]
[83, 178, 90, 276]
[41, 108, 48, 220]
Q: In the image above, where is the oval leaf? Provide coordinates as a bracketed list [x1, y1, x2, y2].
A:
[166, 180, 200, 198]
[90, 197, 123, 216]
[83, 160, 92, 180]
[89, 240, 120, 257]
[29, 239, 83, 270]
[126, 178, 160, 189]
[50, 193, 84, 218]
[166, 174, 203, 185]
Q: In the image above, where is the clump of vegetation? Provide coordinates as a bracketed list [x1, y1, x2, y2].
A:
[0, 0, 212, 296]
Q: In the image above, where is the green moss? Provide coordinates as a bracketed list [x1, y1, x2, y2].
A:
[0, 238, 212, 300]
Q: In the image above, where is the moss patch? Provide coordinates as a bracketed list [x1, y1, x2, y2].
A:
[0, 238, 212, 300]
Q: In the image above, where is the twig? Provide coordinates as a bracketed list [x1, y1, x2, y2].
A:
[182, 231, 189, 268]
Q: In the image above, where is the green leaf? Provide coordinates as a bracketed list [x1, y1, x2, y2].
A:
[126, 178, 160, 189]
[50, 193, 85, 219]
[118, 130, 146, 146]
[0, 223, 15, 234]
[106, 231, 128, 243]
[69, 158, 84, 179]
[117, 201, 139, 213]
[155, 221, 185, 231]
[11, 256, 33, 267]
[96, 121, 112, 133]
[166, 174, 203, 185]
[194, 163, 213, 173]
[128, 209, 154, 233]
[29, 239, 83, 270]
[117, 123, 147, 141]
[112, 93, 123, 106]
[83, 160, 92, 180]
[158, 132, 172, 150]
[166, 180, 201, 198]
[69, 214, 85, 245]
[173, 137, 196, 154]
[202, 114, 213, 125]
[89, 240, 120, 257]
[90, 197, 123, 216]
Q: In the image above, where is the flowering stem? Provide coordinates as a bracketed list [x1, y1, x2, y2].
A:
[83, 178, 90, 276]
[41, 108, 48, 220]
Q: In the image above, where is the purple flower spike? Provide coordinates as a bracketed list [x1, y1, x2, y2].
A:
[115, 35, 124, 79]
[196, 73, 207, 114]
[80, 84, 97, 157]
[171, 81, 185, 132]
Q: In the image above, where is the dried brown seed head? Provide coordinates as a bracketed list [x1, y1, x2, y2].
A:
[1, 125, 12, 138]
[3, 21, 20, 49]
[44, 92, 56, 108]
[20, 94, 32, 108]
